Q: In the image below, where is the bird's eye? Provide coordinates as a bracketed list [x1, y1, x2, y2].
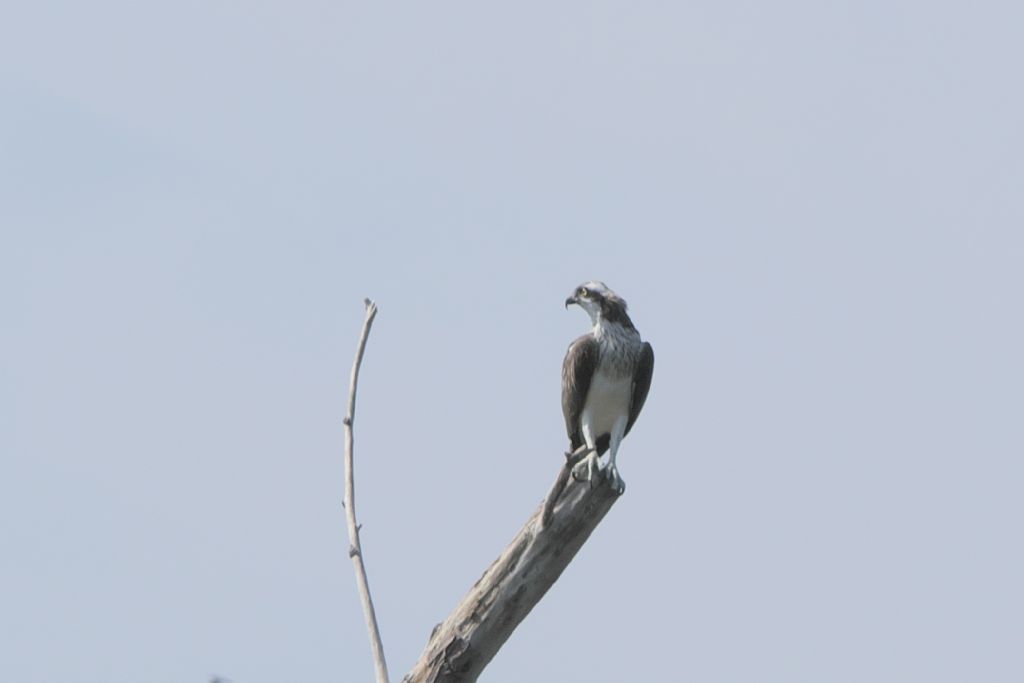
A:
[577, 287, 588, 298]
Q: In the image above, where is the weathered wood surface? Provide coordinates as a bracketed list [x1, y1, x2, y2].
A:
[403, 464, 621, 683]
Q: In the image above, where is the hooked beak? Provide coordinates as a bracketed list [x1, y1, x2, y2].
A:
[564, 296, 577, 309]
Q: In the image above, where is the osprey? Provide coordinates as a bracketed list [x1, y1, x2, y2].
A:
[562, 281, 654, 493]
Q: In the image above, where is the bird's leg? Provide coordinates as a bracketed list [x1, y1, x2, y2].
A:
[603, 456, 624, 495]
[571, 448, 600, 486]
[566, 443, 593, 483]
[603, 419, 627, 494]
[571, 424, 601, 486]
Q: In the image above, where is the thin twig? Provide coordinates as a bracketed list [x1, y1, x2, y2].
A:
[344, 298, 389, 683]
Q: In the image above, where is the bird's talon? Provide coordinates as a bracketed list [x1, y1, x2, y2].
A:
[571, 461, 588, 483]
[603, 464, 625, 495]
[571, 452, 602, 486]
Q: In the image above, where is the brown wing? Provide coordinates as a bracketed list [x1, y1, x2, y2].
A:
[561, 334, 600, 451]
[624, 342, 654, 436]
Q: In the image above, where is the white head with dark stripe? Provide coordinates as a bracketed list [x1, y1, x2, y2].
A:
[564, 281, 636, 331]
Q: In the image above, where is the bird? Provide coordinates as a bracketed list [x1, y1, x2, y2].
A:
[562, 281, 654, 493]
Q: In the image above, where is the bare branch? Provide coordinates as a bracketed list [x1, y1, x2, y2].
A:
[541, 443, 591, 528]
[344, 298, 390, 683]
[403, 468, 622, 683]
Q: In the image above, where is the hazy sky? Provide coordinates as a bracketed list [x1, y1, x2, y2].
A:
[3, 2, 1023, 682]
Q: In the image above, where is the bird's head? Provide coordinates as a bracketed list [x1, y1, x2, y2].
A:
[565, 281, 632, 328]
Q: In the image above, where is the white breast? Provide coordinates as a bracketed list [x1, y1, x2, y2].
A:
[582, 369, 633, 437]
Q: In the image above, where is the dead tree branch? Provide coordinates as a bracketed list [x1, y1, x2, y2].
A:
[344, 298, 389, 683]
[403, 465, 622, 683]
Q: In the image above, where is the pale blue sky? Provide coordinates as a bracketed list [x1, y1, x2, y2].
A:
[3, 2, 1023, 682]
